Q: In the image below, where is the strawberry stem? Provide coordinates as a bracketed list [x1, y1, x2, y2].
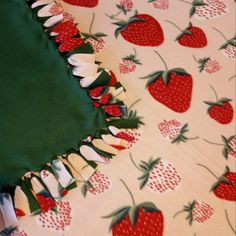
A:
[173, 209, 185, 218]
[129, 153, 143, 171]
[196, 164, 218, 179]
[225, 209, 236, 235]
[128, 98, 141, 111]
[133, 48, 137, 57]
[209, 85, 219, 101]
[89, 13, 95, 34]
[212, 27, 228, 41]
[165, 20, 183, 33]
[186, 136, 199, 140]
[192, 55, 198, 63]
[105, 13, 125, 22]
[154, 50, 168, 70]
[179, 0, 192, 5]
[228, 75, 236, 81]
[120, 178, 135, 205]
[203, 139, 224, 146]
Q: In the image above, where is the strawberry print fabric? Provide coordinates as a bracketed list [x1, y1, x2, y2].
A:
[5, 0, 235, 235]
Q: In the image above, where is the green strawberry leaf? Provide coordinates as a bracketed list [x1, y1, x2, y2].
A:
[219, 98, 232, 103]
[218, 176, 230, 184]
[228, 40, 236, 47]
[222, 147, 228, 159]
[140, 71, 164, 88]
[172, 68, 190, 75]
[182, 29, 192, 36]
[95, 32, 108, 37]
[189, 6, 196, 18]
[114, 26, 127, 38]
[192, 1, 208, 7]
[139, 164, 149, 171]
[81, 184, 87, 197]
[108, 208, 130, 231]
[221, 135, 228, 145]
[163, 70, 171, 85]
[204, 101, 215, 106]
[140, 175, 149, 190]
[138, 173, 148, 180]
[128, 17, 145, 24]
[102, 206, 130, 218]
[219, 42, 229, 50]
[128, 206, 139, 226]
[139, 202, 159, 212]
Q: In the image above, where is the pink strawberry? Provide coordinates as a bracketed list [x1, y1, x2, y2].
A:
[104, 105, 127, 117]
[113, 13, 164, 46]
[119, 0, 134, 12]
[63, 0, 98, 7]
[36, 192, 56, 213]
[36, 201, 72, 232]
[59, 37, 84, 52]
[204, 85, 234, 124]
[212, 27, 236, 59]
[174, 200, 214, 225]
[51, 21, 80, 43]
[15, 208, 26, 217]
[180, 0, 229, 19]
[102, 179, 164, 236]
[130, 154, 181, 192]
[81, 171, 111, 197]
[166, 21, 207, 48]
[158, 120, 198, 143]
[141, 51, 192, 113]
[119, 48, 141, 74]
[197, 164, 236, 201]
[203, 135, 236, 159]
[193, 55, 221, 74]
[11, 230, 28, 236]
[149, 0, 169, 10]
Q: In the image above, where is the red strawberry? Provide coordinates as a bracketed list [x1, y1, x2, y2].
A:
[36, 192, 56, 213]
[212, 27, 236, 59]
[102, 179, 164, 236]
[51, 21, 79, 43]
[63, 0, 98, 7]
[130, 154, 181, 192]
[59, 37, 84, 52]
[180, 0, 229, 19]
[113, 13, 164, 46]
[140, 51, 192, 113]
[203, 135, 236, 159]
[61, 189, 68, 196]
[93, 102, 101, 108]
[81, 171, 111, 197]
[15, 208, 26, 217]
[149, 0, 169, 10]
[104, 105, 127, 117]
[116, 131, 135, 142]
[174, 200, 214, 225]
[197, 164, 236, 201]
[193, 55, 221, 74]
[204, 85, 234, 124]
[166, 21, 207, 48]
[99, 94, 112, 105]
[89, 86, 107, 99]
[109, 70, 118, 86]
[36, 200, 72, 232]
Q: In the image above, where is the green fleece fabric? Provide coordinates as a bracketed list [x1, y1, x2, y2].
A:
[0, 1, 106, 191]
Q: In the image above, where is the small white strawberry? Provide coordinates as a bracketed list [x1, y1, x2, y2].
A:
[10, 230, 28, 236]
[180, 0, 229, 19]
[212, 27, 236, 59]
[204, 135, 236, 159]
[130, 154, 181, 193]
[174, 200, 214, 225]
[158, 120, 199, 144]
[36, 201, 72, 232]
[193, 56, 221, 74]
[119, 59, 136, 74]
[81, 171, 111, 197]
[119, 48, 142, 74]
[149, 0, 169, 10]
